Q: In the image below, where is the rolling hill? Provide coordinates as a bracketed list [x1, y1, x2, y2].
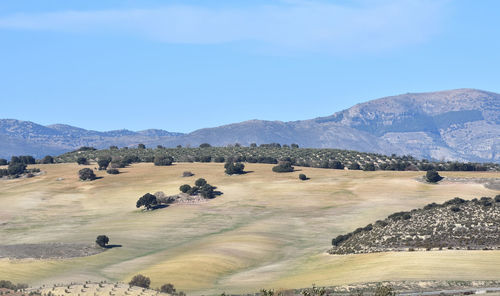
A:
[1, 88, 499, 162]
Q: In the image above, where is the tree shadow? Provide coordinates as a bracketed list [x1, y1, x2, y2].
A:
[151, 204, 169, 210]
[105, 244, 122, 249]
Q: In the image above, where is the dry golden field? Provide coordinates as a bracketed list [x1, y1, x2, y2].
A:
[0, 163, 499, 295]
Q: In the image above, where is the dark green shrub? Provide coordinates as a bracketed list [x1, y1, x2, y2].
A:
[180, 184, 191, 193]
[96, 235, 109, 247]
[97, 156, 112, 170]
[136, 193, 157, 210]
[299, 174, 307, 180]
[138, 144, 146, 149]
[154, 155, 173, 166]
[450, 206, 460, 212]
[195, 178, 207, 187]
[225, 162, 245, 175]
[187, 186, 199, 195]
[199, 143, 211, 148]
[8, 163, 26, 175]
[363, 163, 376, 171]
[199, 155, 212, 162]
[0, 158, 7, 166]
[129, 274, 150, 288]
[78, 168, 96, 181]
[348, 163, 361, 170]
[42, 155, 54, 164]
[214, 156, 225, 163]
[199, 184, 214, 199]
[425, 170, 443, 183]
[160, 283, 176, 294]
[76, 157, 89, 165]
[106, 168, 119, 174]
[272, 161, 294, 173]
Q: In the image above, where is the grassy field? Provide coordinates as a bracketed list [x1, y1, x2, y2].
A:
[0, 163, 499, 295]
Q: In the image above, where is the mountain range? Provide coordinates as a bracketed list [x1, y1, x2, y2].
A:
[1, 88, 499, 162]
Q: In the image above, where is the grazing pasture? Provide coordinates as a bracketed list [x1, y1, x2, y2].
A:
[0, 163, 499, 295]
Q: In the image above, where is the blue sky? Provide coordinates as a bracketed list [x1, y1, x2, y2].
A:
[0, 0, 499, 133]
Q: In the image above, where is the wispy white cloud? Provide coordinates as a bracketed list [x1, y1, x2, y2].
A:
[0, 0, 446, 53]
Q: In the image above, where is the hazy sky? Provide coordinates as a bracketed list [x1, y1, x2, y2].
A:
[1, 0, 499, 133]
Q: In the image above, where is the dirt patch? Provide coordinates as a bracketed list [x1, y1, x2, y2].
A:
[0, 243, 105, 259]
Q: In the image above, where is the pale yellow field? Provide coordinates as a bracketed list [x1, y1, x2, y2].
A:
[0, 163, 499, 295]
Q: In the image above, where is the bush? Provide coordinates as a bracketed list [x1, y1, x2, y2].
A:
[214, 156, 225, 163]
[187, 186, 199, 195]
[136, 193, 157, 210]
[8, 162, 26, 175]
[363, 163, 376, 171]
[96, 235, 109, 247]
[199, 183, 214, 199]
[179, 184, 191, 193]
[195, 178, 207, 187]
[425, 170, 443, 183]
[299, 174, 307, 180]
[154, 155, 174, 166]
[76, 157, 89, 165]
[199, 155, 212, 162]
[79, 168, 96, 181]
[129, 274, 150, 288]
[182, 171, 194, 177]
[348, 163, 361, 170]
[160, 283, 176, 294]
[42, 155, 54, 164]
[199, 143, 211, 148]
[97, 156, 112, 170]
[106, 168, 119, 174]
[450, 206, 460, 212]
[272, 161, 294, 173]
[225, 162, 245, 175]
[0, 158, 7, 166]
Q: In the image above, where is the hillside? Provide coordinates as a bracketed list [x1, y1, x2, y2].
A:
[329, 196, 500, 255]
[1, 89, 499, 162]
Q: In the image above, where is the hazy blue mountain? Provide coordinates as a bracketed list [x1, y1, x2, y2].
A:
[1, 89, 498, 162]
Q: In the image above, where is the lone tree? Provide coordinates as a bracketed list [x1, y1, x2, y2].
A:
[160, 283, 176, 294]
[138, 143, 146, 149]
[97, 156, 112, 170]
[95, 235, 109, 248]
[79, 168, 96, 181]
[425, 170, 443, 183]
[129, 274, 150, 288]
[76, 157, 88, 165]
[224, 162, 245, 175]
[154, 155, 173, 166]
[199, 143, 211, 148]
[299, 173, 307, 180]
[136, 193, 157, 210]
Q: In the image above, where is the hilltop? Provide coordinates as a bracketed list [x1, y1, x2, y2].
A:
[1, 88, 499, 162]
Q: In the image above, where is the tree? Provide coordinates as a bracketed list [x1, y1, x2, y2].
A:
[250, 143, 257, 147]
[109, 145, 119, 150]
[179, 184, 191, 193]
[214, 156, 225, 163]
[129, 274, 150, 288]
[195, 178, 207, 187]
[272, 161, 294, 173]
[97, 156, 111, 170]
[425, 170, 443, 183]
[41, 155, 54, 164]
[224, 162, 245, 175]
[160, 283, 176, 294]
[154, 155, 173, 166]
[348, 163, 361, 170]
[138, 143, 146, 149]
[0, 159, 7, 166]
[95, 235, 109, 247]
[79, 168, 96, 181]
[76, 157, 88, 165]
[363, 163, 376, 171]
[299, 174, 307, 180]
[199, 183, 214, 199]
[7, 163, 26, 175]
[199, 143, 211, 148]
[291, 143, 299, 148]
[136, 193, 157, 210]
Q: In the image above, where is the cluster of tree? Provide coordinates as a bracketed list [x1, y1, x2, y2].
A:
[224, 161, 245, 175]
[272, 161, 294, 173]
[179, 178, 215, 198]
[129, 274, 184, 295]
[56, 145, 500, 172]
[0, 155, 40, 178]
[0, 280, 28, 291]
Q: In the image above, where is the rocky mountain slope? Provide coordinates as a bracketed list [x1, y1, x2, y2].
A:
[1, 88, 498, 161]
[329, 196, 500, 255]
